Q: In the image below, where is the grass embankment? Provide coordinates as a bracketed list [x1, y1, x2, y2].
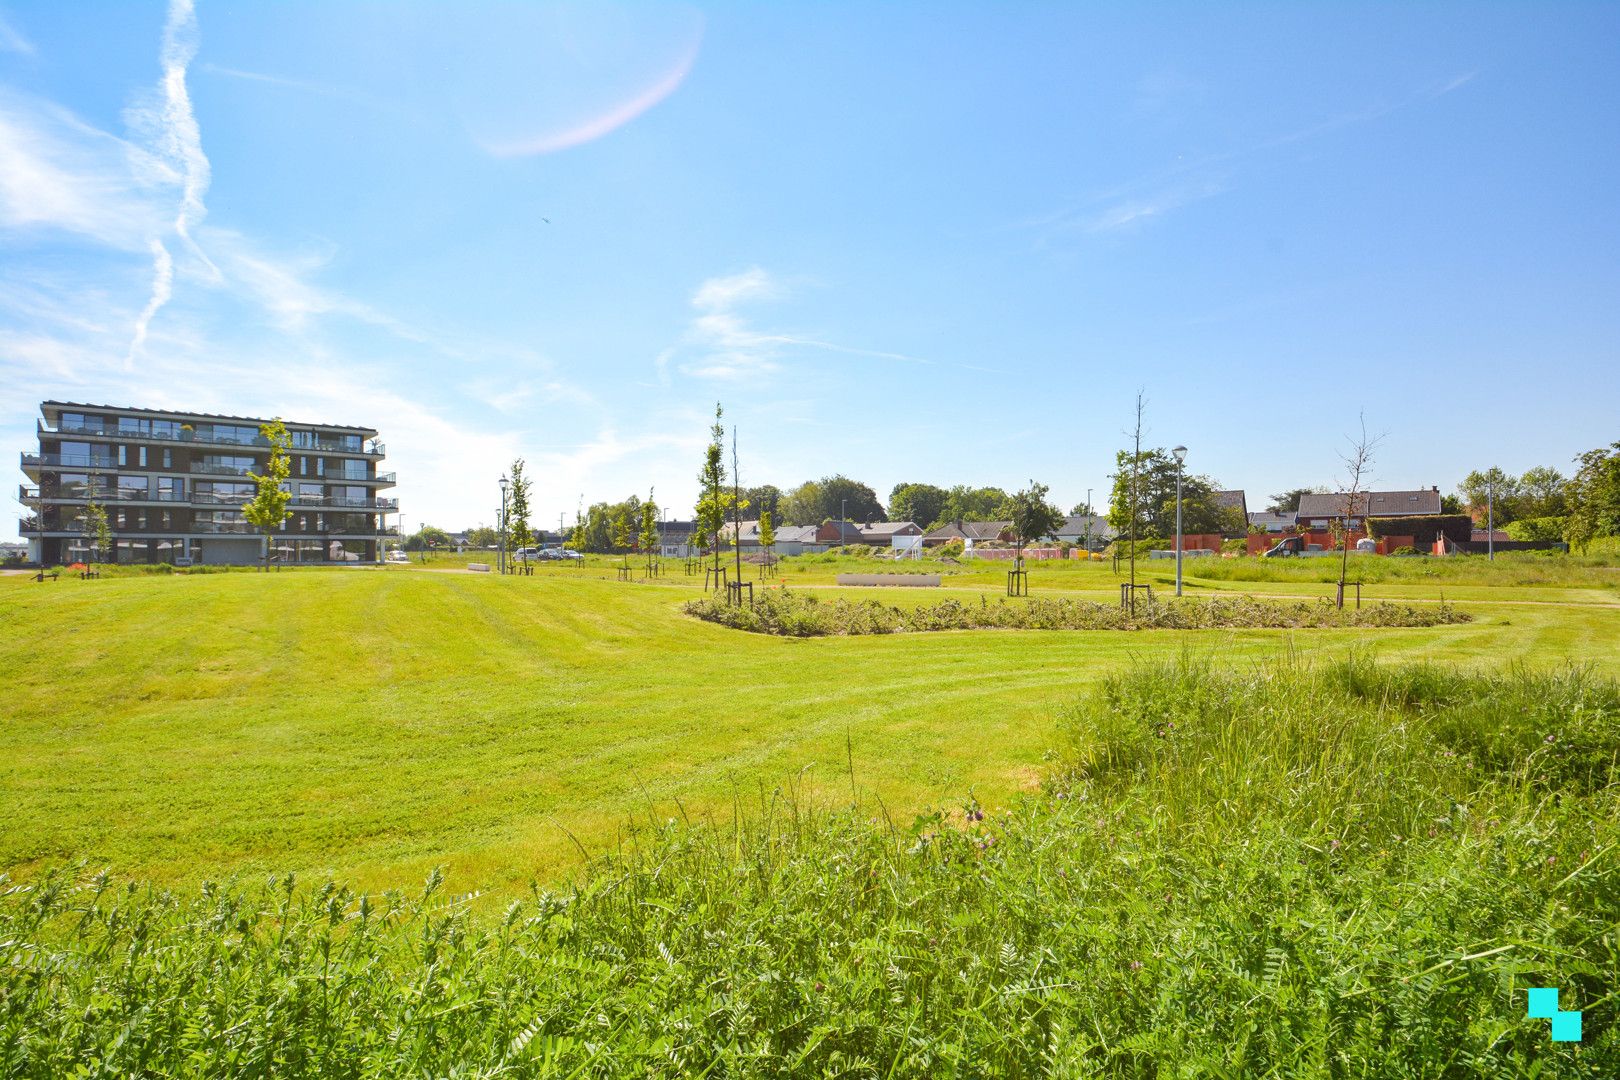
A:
[3, 658, 1615, 1075]
[2, 568, 1617, 895]
[685, 590, 1469, 635]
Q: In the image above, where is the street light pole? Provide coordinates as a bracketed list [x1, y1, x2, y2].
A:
[498, 474, 509, 575]
[1486, 478, 1494, 561]
[1085, 486, 1093, 554]
[1172, 446, 1188, 597]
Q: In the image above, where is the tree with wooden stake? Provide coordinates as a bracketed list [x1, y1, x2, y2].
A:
[757, 510, 776, 579]
[612, 510, 632, 580]
[1335, 414, 1383, 608]
[640, 490, 660, 578]
[83, 500, 111, 573]
[1108, 393, 1153, 612]
[506, 459, 535, 574]
[1004, 480, 1064, 596]
[242, 418, 293, 573]
[695, 403, 734, 591]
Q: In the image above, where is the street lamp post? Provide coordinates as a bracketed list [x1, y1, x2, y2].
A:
[1486, 478, 1494, 561]
[498, 475, 509, 575]
[1084, 486, 1093, 554]
[1171, 446, 1188, 597]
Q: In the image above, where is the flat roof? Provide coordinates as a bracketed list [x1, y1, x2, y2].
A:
[41, 400, 378, 437]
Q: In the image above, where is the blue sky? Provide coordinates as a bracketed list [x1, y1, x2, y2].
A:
[3, 1, 1617, 538]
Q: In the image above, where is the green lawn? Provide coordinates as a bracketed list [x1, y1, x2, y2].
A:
[2, 560, 1616, 896]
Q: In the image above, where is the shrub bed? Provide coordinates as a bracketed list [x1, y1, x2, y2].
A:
[684, 589, 1470, 636]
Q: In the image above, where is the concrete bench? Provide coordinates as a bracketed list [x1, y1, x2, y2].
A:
[467, 562, 491, 573]
[835, 573, 941, 587]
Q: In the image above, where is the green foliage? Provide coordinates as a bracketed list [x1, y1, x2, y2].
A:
[888, 482, 948, 528]
[639, 491, 659, 566]
[1268, 487, 1324, 513]
[611, 510, 631, 554]
[1003, 479, 1064, 553]
[465, 524, 498, 548]
[1565, 441, 1620, 553]
[757, 509, 775, 552]
[242, 418, 293, 569]
[1504, 516, 1567, 542]
[930, 484, 1010, 528]
[82, 499, 111, 565]
[5, 659, 1612, 1075]
[1108, 448, 1236, 538]
[403, 525, 451, 552]
[694, 404, 733, 564]
[742, 484, 782, 521]
[685, 589, 1469, 636]
[506, 459, 535, 555]
[1457, 465, 1570, 524]
[779, 475, 885, 526]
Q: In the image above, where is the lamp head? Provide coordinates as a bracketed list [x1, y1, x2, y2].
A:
[499, 475, 509, 491]
[1171, 445, 1188, 464]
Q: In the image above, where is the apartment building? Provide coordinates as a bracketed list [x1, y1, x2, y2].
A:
[19, 401, 396, 566]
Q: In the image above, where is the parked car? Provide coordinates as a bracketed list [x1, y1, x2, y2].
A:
[558, 548, 583, 561]
[385, 549, 410, 564]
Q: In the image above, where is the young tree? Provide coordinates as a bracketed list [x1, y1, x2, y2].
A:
[1335, 415, 1383, 607]
[639, 489, 659, 575]
[569, 496, 586, 554]
[612, 510, 631, 555]
[694, 403, 734, 582]
[757, 509, 776, 573]
[1005, 480, 1064, 562]
[506, 459, 535, 565]
[466, 524, 498, 548]
[83, 500, 111, 568]
[242, 418, 293, 572]
[1115, 393, 1147, 603]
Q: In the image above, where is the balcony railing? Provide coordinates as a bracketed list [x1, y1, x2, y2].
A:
[41, 420, 384, 456]
[21, 452, 118, 470]
[190, 461, 259, 477]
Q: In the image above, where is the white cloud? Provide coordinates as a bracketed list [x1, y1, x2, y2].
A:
[0, 11, 32, 55]
[0, 97, 162, 247]
[123, 0, 218, 364]
[692, 266, 779, 311]
[673, 267, 925, 381]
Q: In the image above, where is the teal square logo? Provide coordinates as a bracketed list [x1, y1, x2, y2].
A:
[1527, 987, 1581, 1042]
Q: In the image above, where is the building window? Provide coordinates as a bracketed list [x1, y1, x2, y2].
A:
[162, 448, 171, 468]
[316, 458, 325, 477]
[117, 445, 127, 466]
[138, 446, 147, 467]
[161, 510, 171, 528]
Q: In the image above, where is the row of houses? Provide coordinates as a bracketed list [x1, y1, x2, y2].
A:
[1246, 488, 1444, 533]
[484, 486, 1449, 558]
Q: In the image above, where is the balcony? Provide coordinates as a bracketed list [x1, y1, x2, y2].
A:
[21, 451, 118, 471]
[41, 420, 385, 456]
[191, 522, 259, 535]
[190, 461, 259, 477]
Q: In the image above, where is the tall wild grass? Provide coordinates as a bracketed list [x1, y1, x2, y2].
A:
[1, 658, 1615, 1075]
